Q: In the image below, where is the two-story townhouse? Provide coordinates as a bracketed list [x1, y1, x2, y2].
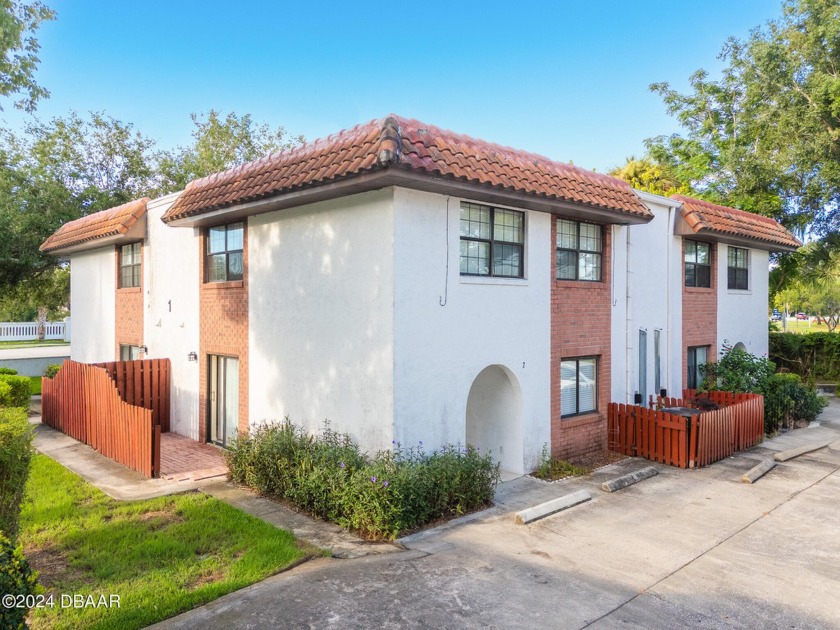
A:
[40, 114, 800, 474]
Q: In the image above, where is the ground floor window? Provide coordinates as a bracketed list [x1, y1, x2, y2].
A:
[119, 344, 142, 361]
[208, 354, 239, 448]
[560, 357, 598, 417]
[687, 346, 709, 390]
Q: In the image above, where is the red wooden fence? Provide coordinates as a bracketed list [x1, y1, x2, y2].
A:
[611, 390, 764, 469]
[93, 359, 171, 432]
[41, 360, 163, 477]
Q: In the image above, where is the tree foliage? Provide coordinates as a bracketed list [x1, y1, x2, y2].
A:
[0, 0, 54, 112]
[158, 110, 303, 192]
[649, 0, 840, 235]
[0, 112, 159, 291]
[608, 155, 693, 196]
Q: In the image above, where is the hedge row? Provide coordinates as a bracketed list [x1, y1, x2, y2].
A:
[769, 332, 840, 381]
[0, 407, 34, 541]
[0, 375, 31, 409]
[226, 420, 500, 540]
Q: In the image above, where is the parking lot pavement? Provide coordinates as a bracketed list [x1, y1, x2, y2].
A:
[152, 403, 840, 630]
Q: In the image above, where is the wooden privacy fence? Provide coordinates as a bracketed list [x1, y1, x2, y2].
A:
[609, 390, 764, 469]
[41, 359, 170, 477]
[92, 359, 171, 432]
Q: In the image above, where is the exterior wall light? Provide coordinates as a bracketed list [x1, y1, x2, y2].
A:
[188, 352, 198, 362]
[139, 345, 149, 354]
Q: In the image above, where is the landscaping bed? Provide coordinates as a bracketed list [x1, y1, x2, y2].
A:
[226, 420, 501, 540]
[19, 455, 310, 630]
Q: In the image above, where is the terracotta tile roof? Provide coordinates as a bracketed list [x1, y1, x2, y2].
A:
[162, 115, 651, 223]
[673, 195, 801, 251]
[40, 197, 150, 254]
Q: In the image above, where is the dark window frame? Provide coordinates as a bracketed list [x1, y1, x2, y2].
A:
[119, 242, 141, 288]
[728, 246, 749, 290]
[119, 344, 142, 361]
[684, 240, 712, 288]
[555, 218, 603, 282]
[459, 202, 525, 278]
[205, 222, 244, 283]
[687, 345, 709, 390]
[560, 356, 599, 418]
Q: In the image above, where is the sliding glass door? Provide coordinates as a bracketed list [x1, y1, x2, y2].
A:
[208, 355, 239, 447]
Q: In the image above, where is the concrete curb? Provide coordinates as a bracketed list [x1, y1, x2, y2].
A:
[741, 458, 776, 483]
[514, 489, 591, 524]
[601, 466, 658, 493]
[773, 441, 834, 462]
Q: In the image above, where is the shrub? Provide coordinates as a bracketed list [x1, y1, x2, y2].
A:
[763, 373, 828, 434]
[701, 344, 827, 435]
[0, 533, 38, 630]
[0, 368, 18, 375]
[0, 375, 30, 409]
[227, 420, 500, 539]
[769, 332, 840, 381]
[43, 364, 61, 379]
[0, 408, 33, 541]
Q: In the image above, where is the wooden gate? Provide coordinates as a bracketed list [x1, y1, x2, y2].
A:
[41, 359, 166, 477]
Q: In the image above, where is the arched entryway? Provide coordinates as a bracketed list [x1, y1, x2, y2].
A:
[465, 364, 524, 474]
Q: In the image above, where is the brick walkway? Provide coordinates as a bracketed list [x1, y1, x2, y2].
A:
[160, 433, 228, 482]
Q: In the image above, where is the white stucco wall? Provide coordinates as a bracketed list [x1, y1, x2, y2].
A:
[611, 193, 683, 404]
[143, 192, 201, 439]
[248, 189, 395, 453]
[717, 246, 770, 357]
[69, 247, 116, 363]
[392, 188, 551, 474]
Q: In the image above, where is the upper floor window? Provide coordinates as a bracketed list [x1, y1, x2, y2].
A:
[728, 247, 749, 290]
[684, 240, 711, 288]
[556, 219, 602, 281]
[119, 242, 141, 288]
[206, 222, 244, 282]
[459, 202, 524, 278]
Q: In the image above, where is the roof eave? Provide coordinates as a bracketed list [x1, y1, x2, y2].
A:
[163, 168, 653, 228]
[40, 215, 147, 257]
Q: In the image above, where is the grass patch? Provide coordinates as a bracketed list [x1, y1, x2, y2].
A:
[533, 458, 587, 481]
[19, 455, 308, 630]
[0, 340, 69, 348]
[29, 376, 41, 396]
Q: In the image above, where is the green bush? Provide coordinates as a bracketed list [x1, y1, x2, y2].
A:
[0, 408, 33, 541]
[763, 373, 828, 434]
[0, 533, 38, 630]
[0, 376, 30, 409]
[769, 332, 840, 381]
[0, 368, 18, 375]
[226, 419, 500, 539]
[701, 343, 827, 435]
[43, 364, 61, 379]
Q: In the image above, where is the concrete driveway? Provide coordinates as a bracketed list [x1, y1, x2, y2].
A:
[152, 404, 840, 630]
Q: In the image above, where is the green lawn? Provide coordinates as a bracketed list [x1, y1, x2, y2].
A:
[20, 455, 311, 630]
[0, 340, 69, 348]
[778, 318, 837, 334]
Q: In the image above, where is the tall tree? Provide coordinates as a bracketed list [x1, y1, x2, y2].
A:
[0, 0, 55, 112]
[0, 112, 160, 290]
[648, 0, 840, 235]
[158, 110, 304, 192]
[608, 156, 693, 197]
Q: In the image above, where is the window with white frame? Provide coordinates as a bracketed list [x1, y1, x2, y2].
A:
[206, 222, 244, 282]
[556, 219, 602, 281]
[119, 242, 141, 288]
[560, 357, 598, 417]
[684, 240, 711, 288]
[459, 202, 524, 278]
[728, 247, 749, 290]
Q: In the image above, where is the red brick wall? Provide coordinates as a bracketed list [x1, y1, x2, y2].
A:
[682, 239, 717, 387]
[198, 224, 249, 443]
[550, 217, 612, 461]
[114, 243, 143, 357]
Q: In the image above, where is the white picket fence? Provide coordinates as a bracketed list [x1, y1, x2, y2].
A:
[0, 319, 71, 342]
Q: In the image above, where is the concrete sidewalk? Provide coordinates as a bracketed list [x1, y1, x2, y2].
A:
[150, 399, 840, 630]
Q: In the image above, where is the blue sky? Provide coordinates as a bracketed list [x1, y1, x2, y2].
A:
[1, 0, 782, 173]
